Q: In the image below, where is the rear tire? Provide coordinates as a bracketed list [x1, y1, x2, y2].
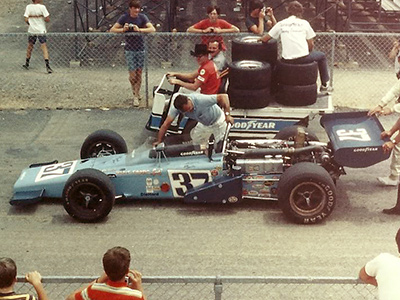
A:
[278, 162, 336, 224]
[63, 169, 115, 222]
[80, 129, 127, 159]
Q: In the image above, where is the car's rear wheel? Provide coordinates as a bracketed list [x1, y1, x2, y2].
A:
[80, 129, 127, 159]
[277, 162, 336, 224]
[63, 169, 115, 222]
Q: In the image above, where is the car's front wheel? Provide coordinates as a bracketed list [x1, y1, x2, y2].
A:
[63, 169, 115, 222]
[80, 129, 127, 159]
[277, 162, 336, 224]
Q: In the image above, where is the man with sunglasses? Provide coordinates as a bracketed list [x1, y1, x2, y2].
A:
[167, 44, 221, 95]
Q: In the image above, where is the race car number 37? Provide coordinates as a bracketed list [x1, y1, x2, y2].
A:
[35, 161, 77, 182]
[168, 170, 211, 197]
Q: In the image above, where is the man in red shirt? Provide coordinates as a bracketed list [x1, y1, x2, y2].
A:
[66, 247, 146, 300]
[187, 5, 239, 50]
[167, 44, 221, 95]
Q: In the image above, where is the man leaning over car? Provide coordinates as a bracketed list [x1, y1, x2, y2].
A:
[153, 93, 234, 147]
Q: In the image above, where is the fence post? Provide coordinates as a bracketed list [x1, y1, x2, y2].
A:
[329, 32, 336, 88]
[214, 276, 223, 300]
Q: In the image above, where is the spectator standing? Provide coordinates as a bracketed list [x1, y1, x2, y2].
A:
[167, 44, 221, 95]
[110, 0, 155, 107]
[0, 257, 49, 300]
[368, 81, 400, 188]
[23, 0, 53, 74]
[208, 39, 228, 73]
[359, 228, 400, 299]
[389, 40, 400, 79]
[246, 0, 277, 34]
[260, 1, 330, 92]
[66, 246, 146, 300]
[187, 5, 240, 51]
[154, 93, 234, 146]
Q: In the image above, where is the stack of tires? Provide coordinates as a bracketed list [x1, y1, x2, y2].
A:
[275, 61, 318, 106]
[228, 36, 277, 109]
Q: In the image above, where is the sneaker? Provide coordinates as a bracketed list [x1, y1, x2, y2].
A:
[319, 85, 329, 92]
[22, 64, 29, 70]
[46, 66, 53, 74]
[377, 176, 398, 186]
[133, 96, 140, 107]
[382, 207, 400, 215]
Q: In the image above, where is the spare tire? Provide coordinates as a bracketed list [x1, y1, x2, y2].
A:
[276, 61, 318, 86]
[231, 36, 278, 66]
[228, 85, 272, 109]
[275, 83, 318, 106]
[228, 60, 272, 90]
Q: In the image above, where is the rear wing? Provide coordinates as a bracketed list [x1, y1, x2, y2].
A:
[320, 111, 390, 168]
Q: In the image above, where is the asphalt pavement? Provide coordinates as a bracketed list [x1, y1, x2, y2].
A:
[1, 108, 400, 279]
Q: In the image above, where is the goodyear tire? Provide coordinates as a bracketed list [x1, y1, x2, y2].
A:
[63, 169, 115, 222]
[277, 162, 336, 224]
[80, 129, 127, 159]
[231, 36, 278, 66]
[227, 85, 272, 109]
[275, 83, 318, 106]
[276, 61, 318, 86]
[228, 60, 272, 90]
[274, 125, 319, 142]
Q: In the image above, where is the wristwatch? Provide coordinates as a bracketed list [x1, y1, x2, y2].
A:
[225, 111, 230, 116]
[392, 139, 397, 145]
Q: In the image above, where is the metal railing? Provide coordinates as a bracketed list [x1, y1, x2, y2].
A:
[14, 275, 377, 299]
[0, 31, 398, 110]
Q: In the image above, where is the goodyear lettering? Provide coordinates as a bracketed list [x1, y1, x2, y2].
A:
[353, 147, 378, 153]
[233, 120, 276, 131]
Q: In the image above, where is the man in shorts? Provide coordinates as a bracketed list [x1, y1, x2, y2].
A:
[23, 0, 53, 73]
[111, 0, 155, 107]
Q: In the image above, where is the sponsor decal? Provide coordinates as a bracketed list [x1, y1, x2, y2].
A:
[232, 120, 276, 131]
[353, 147, 378, 152]
[140, 192, 159, 196]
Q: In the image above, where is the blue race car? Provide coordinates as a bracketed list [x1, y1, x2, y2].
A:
[10, 112, 390, 224]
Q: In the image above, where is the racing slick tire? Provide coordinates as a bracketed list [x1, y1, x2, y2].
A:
[231, 36, 278, 66]
[63, 168, 116, 222]
[227, 85, 272, 109]
[274, 125, 319, 142]
[228, 60, 272, 90]
[80, 129, 128, 159]
[276, 61, 318, 86]
[277, 162, 336, 224]
[275, 83, 318, 106]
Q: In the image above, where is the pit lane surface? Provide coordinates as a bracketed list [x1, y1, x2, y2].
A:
[0, 108, 399, 278]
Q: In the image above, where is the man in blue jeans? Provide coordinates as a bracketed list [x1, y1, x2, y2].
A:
[260, 1, 330, 92]
[111, 0, 155, 107]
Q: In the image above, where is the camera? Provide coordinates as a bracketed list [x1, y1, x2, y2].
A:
[128, 23, 135, 30]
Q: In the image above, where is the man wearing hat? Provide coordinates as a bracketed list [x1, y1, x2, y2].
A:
[167, 44, 221, 95]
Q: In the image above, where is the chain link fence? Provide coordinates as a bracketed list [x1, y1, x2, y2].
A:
[14, 275, 377, 299]
[0, 31, 399, 110]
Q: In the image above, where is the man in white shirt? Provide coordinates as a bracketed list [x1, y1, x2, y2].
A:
[260, 1, 329, 91]
[359, 228, 400, 299]
[23, 0, 52, 73]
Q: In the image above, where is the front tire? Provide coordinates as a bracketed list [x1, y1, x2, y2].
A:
[80, 129, 127, 159]
[277, 162, 336, 224]
[63, 169, 115, 222]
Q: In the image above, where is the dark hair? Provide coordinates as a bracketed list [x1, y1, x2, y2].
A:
[174, 95, 189, 111]
[102, 247, 130, 281]
[287, 1, 303, 17]
[129, 0, 141, 8]
[0, 258, 17, 288]
[250, 0, 264, 12]
[207, 5, 221, 15]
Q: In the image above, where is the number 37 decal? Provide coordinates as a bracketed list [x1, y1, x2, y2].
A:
[168, 170, 211, 197]
[35, 161, 77, 182]
[336, 128, 371, 142]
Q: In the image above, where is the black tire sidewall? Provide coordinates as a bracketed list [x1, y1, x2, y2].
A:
[277, 162, 336, 224]
[80, 129, 128, 159]
[228, 61, 272, 90]
[63, 169, 115, 222]
[228, 85, 272, 109]
[276, 83, 318, 106]
[276, 61, 318, 86]
[232, 37, 278, 65]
